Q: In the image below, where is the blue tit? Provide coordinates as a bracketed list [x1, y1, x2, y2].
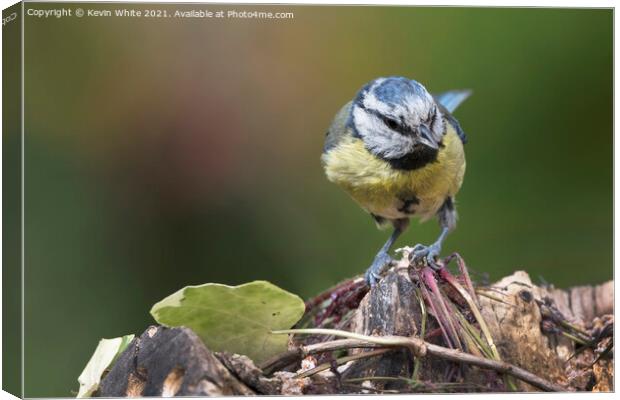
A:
[321, 76, 471, 287]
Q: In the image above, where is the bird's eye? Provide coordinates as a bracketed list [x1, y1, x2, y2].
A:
[383, 117, 400, 130]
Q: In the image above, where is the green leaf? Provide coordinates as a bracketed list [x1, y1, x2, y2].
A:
[76, 334, 134, 398]
[150, 280, 305, 363]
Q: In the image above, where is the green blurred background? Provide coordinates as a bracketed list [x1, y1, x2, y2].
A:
[14, 3, 612, 397]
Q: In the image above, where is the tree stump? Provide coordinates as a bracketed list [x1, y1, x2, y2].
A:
[95, 258, 613, 396]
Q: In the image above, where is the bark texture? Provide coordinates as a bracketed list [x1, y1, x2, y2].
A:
[98, 326, 255, 396]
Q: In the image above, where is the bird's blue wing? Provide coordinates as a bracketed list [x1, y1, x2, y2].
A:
[434, 90, 472, 113]
[323, 101, 353, 153]
[434, 90, 471, 144]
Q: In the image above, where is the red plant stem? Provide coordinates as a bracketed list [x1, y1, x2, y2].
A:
[305, 278, 363, 311]
[453, 253, 478, 307]
[423, 327, 443, 340]
[421, 267, 462, 349]
[312, 279, 367, 326]
[419, 279, 453, 347]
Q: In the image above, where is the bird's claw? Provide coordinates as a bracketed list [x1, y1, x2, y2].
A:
[365, 270, 382, 288]
[410, 243, 441, 268]
[364, 252, 393, 287]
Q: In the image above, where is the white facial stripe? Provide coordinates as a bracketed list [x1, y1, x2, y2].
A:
[430, 108, 445, 142]
[352, 105, 415, 159]
[362, 91, 392, 115]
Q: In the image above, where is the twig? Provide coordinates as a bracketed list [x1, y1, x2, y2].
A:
[424, 341, 557, 391]
[304, 338, 383, 355]
[272, 328, 566, 392]
[296, 348, 391, 379]
[475, 289, 516, 307]
[259, 339, 386, 374]
[561, 331, 589, 346]
[273, 328, 427, 357]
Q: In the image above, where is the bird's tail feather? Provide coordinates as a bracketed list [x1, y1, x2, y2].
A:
[434, 90, 472, 113]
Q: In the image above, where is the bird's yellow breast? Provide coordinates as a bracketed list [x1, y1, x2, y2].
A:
[322, 125, 466, 221]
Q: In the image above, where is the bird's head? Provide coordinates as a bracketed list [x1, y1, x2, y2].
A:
[349, 77, 445, 161]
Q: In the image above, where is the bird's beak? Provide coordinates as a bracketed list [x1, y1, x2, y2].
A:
[418, 125, 439, 149]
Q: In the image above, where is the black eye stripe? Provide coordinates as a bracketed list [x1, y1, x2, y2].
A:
[357, 102, 417, 136]
[361, 106, 411, 135]
[381, 115, 412, 135]
[425, 106, 438, 125]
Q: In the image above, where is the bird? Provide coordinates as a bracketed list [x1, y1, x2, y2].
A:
[321, 76, 470, 287]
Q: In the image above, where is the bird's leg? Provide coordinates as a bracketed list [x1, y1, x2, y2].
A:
[364, 219, 408, 287]
[411, 197, 456, 268]
[411, 227, 449, 268]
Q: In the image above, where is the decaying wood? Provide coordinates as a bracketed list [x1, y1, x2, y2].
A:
[98, 326, 255, 396]
[96, 326, 342, 396]
[477, 270, 613, 391]
[95, 257, 613, 396]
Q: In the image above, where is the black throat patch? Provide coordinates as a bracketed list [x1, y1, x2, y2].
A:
[385, 144, 440, 171]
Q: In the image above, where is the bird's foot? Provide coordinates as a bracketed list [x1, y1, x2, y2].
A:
[364, 252, 393, 288]
[410, 243, 442, 268]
